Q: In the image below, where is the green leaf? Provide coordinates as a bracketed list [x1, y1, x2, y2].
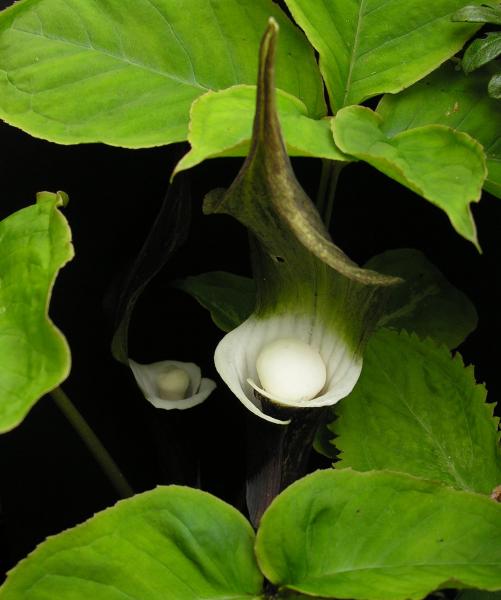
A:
[283, 0, 483, 111]
[377, 61, 501, 198]
[0, 486, 264, 599]
[0, 0, 325, 148]
[173, 271, 255, 333]
[331, 329, 501, 494]
[489, 72, 501, 99]
[0, 192, 73, 433]
[332, 105, 486, 248]
[256, 469, 501, 600]
[453, 3, 501, 25]
[175, 85, 346, 173]
[463, 32, 501, 73]
[365, 248, 477, 348]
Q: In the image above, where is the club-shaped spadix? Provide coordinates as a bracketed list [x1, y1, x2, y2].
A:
[204, 19, 400, 425]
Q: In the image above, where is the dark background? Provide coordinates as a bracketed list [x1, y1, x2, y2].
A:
[0, 0, 500, 583]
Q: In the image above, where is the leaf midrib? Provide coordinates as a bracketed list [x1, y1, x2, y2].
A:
[10, 25, 209, 92]
[342, 0, 366, 107]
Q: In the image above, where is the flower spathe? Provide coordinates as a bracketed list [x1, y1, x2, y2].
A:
[129, 359, 216, 411]
[215, 315, 362, 425]
[205, 20, 400, 425]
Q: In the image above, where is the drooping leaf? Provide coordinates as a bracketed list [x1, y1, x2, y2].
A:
[365, 248, 477, 348]
[111, 176, 190, 364]
[283, 0, 483, 111]
[172, 271, 255, 332]
[489, 72, 501, 98]
[377, 61, 501, 197]
[453, 3, 501, 24]
[332, 105, 487, 247]
[256, 469, 501, 600]
[0, 191, 73, 433]
[0, 486, 264, 599]
[463, 32, 501, 73]
[0, 0, 325, 148]
[331, 329, 501, 494]
[175, 85, 346, 173]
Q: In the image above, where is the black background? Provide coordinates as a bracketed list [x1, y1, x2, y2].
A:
[0, 0, 500, 582]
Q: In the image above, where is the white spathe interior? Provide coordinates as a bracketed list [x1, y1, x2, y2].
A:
[214, 313, 363, 425]
[129, 359, 216, 410]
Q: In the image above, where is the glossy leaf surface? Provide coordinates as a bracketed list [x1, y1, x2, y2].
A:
[175, 85, 345, 173]
[0, 0, 324, 147]
[283, 0, 482, 111]
[173, 271, 255, 332]
[0, 192, 73, 433]
[332, 105, 486, 247]
[331, 329, 501, 494]
[377, 61, 501, 197]
[0, 486, 264, 599]
[489, 72, 501, 99]
[453, 3, 501, 24]
[366, 248, 477, 348]
[256, 469, 501, 600]
[463, 32, 501, 73]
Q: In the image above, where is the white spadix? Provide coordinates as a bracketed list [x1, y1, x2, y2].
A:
[129, 359, 216, 410]
[249, 337, 326, 402]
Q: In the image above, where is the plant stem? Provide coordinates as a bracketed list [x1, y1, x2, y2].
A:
[50, 386, 134, 499]
[323, 161, 344, 228]
[315, 159, 331, 214]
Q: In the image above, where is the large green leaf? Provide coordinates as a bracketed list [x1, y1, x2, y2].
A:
[173, 271, 255, 333]
[0, 486, 263, 599]
[283, 0, 482, 111]
[332, 105, 487, 247]
[489, 73, 501, 99]
[0, 0, 325, 148]
[365, 248, 477, 349]
[0, 192, 73, 433]
[175, 85, 346, 173]
[256, 469, 501, 600]
[377, 61, 501, 197]
[331, 329, 501, 494]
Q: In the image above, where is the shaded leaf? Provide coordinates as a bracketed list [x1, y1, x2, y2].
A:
[0, 0, 324, 148]
[332, 329, 501, 494]
[463, 32, 501, 73]
[332, 105, 486, 247]
[111, 177, 190, 364]
[453, 3, 501, 25]
[0, 486, 264, 599]
[173, 271, 255, 333]
[365, 248, 477, 348]
[457, 591, 501, 600]
[283, 0, 483, 111]
[175, 85, 346, 174]
[0, 191, 73, 433]
[489, 72, 501, 98]
[256, 469, 501, 600]
[377, 61, 501, 198]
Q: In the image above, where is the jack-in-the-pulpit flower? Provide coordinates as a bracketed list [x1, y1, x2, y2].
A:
[205, 20, 400, 425]
[129, 359, 216, 410]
